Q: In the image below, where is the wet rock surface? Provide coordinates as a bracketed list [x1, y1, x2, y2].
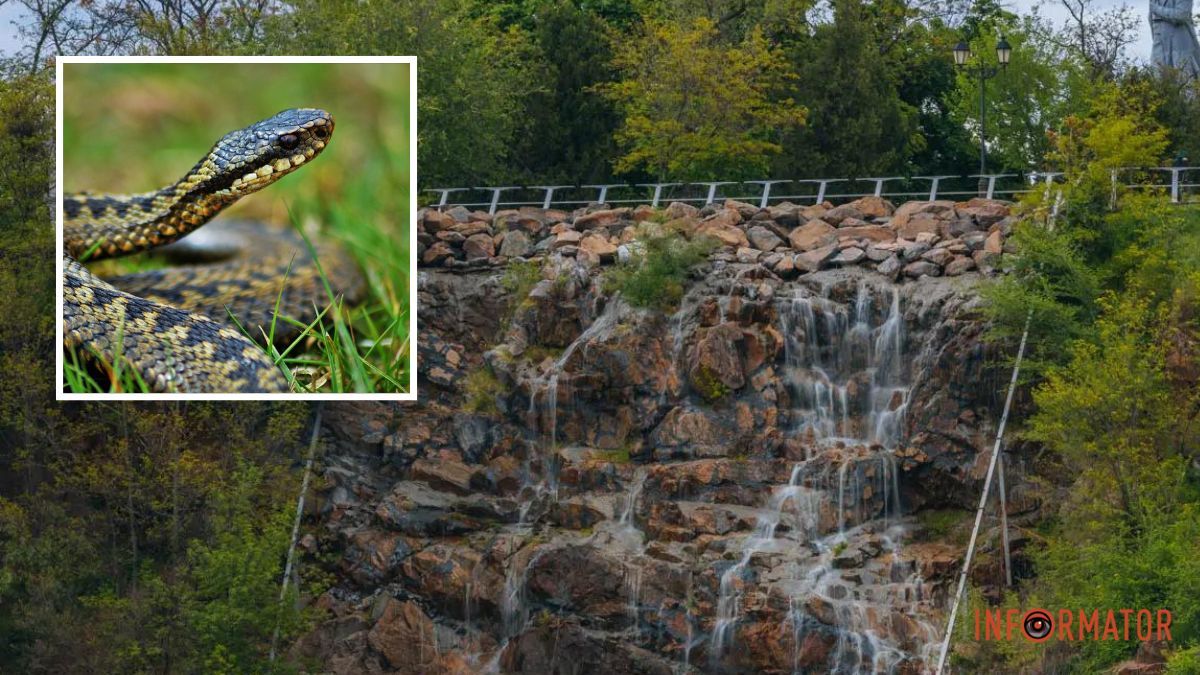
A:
[299, 198, 1026, 674]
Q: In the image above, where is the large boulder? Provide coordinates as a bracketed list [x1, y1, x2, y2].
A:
[688, 322, 745, 399]
[788, 219, 836, 251]
[847, 195, 896, 218]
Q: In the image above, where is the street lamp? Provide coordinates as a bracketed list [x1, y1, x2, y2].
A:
[954, 36, 1012, 196]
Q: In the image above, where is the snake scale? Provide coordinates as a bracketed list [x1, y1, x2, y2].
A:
[63, 108, 363, 393]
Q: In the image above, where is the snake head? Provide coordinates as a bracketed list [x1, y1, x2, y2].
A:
[201, 108, 334, 195]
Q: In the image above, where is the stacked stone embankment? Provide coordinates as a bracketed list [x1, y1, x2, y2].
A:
[419, 195, 1013, 278]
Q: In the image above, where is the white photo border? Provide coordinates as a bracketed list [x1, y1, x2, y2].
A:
[55, 55, 419, 401]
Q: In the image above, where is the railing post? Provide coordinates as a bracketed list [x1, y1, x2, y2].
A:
[693, 181, 737, 206]
[745, 180, 791, 208]
[425, 188, 469, 209]
[1166, 167, 1183, 203]
[859, 176, 905, 198]
[474, 186, 521, 215]
[583, 183, 627, 205]
[635, 183, 682, 208]
[794, 179, 847, 205]
[912, 176, 957, 201]
[969, 174, 1016, 200]
[531, 185, 574, 209]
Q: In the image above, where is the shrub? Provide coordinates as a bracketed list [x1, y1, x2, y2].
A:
[604, 229, 716, 311]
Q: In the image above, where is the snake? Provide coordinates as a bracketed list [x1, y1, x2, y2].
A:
[63, 108, 363, 393]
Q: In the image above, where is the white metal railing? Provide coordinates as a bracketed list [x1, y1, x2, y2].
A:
[424, 167, 1200, 214]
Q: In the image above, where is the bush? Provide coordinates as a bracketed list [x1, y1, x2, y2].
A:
[604, 229, 716, 311]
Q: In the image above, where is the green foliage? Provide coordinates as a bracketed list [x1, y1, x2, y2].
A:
[464, 365, 504, 414]
[948, 18, 1080, 173]
[600, 17, 805, 180]
[979, 219, 1102, 375]
[185, 464, 306, 674]
[603, 229, 716, 311]
[1168, 646, 1200, 674]
[784, 0, 918, 177]
[502, 258, 545, 308]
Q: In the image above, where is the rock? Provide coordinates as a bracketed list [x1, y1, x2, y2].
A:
[436, 230, 465, 245]
[939, 217, 980, 239]
[579, 233, 618, 262]
[961, 231, 988, 251]
[957, 198, 1010, 227]
[973, 249, 1000, 273]
[664, 201, 699, 220]
[689, 322, 745, 398]
[794, 243, 838, 273]
[767, 203, 805, 228]
[832, 247, 865, 265]
[554, 230, 583, 248]
[903, 260, 942, 278]
[984, 230, 1003, 254]
[698, 219, 749, 248]
[632, 204, 658, 222]
[411, 457, 477, 495]
[772, 253, 797, 278]
[788, 219, 836, 251]
[422, 241, 455, 266]
[664, 216, 699, 236]
[920, 247, 953, 266]
[944, 256, 976, 276]
[575, 209, 626, 230]
[420, 208, 455, 233]
[837, 216, 872, 229]
[898, 240, 930, 261]
[896, 213, 943, 240]
[498, 229, 533, 257]
[823, 203, 864, 225]
[367, 598, 442, 673]
[877, 255, 901, 278]
[463, 232, 495, 260]
[835, 225, 895, 243]
[746, 225, 784, 251]
[865, 245, 892, 262]
[847, 196, 895, 218]
[724, 199, 760, 219]
[736, 247, 763, 264]
[891, 200, 956, 230]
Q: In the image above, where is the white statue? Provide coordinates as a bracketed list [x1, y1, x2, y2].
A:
[1151, 0, 1200, 77]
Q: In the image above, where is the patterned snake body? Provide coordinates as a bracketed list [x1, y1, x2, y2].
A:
[63, 108, 362, 393]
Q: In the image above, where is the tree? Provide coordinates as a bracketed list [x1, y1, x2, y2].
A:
[781, 0, 920, 177]
[601, 17, 805, 180]
[948, 17, 1080, 173]
[1039, 0, 1139, 79]
[508, 0, 621, 182]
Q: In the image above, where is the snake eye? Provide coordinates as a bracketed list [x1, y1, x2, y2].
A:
[313, 126, 328, 140]
[279, 134, 299, 149]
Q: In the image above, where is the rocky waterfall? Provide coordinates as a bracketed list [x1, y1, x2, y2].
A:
[296, 197, 1013, 674]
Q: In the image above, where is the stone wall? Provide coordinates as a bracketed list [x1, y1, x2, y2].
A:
[418, 195, 1014, 280]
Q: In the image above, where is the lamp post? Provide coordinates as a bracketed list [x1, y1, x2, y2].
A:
[954, 36, 1012, 196]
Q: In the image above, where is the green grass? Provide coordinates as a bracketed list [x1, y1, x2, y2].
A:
[60, 62, 411, 394]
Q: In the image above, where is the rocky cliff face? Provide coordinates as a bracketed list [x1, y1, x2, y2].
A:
[296, 197, 1020, 674]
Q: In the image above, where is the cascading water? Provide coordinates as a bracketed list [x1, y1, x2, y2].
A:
[709, 277, 931, 674]
[524, 298, 624, 502]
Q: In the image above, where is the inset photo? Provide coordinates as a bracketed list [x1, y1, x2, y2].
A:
[55, 56, 416, 399]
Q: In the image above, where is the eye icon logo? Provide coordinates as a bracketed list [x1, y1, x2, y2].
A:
[1023, 609, 1053, 642]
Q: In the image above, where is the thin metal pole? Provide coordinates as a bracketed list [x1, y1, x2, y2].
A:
[935, 312, 1031, 675]
[269, 403, 324, 662]
[997, 448, 1013, 587]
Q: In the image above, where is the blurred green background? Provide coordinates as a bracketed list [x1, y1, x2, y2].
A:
[62, 61, 413, 393]
[63, 61, 410, 232]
